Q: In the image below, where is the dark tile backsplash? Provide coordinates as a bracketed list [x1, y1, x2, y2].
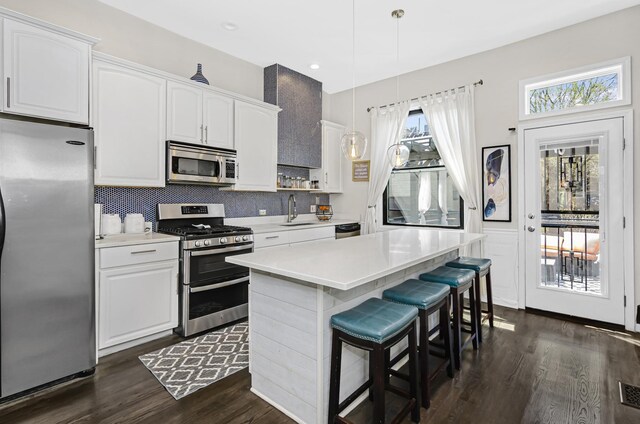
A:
[95, 185, 329, 226]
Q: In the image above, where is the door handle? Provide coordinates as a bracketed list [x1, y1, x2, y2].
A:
[527, 226, 536, 232]
[528, 213, 535, 219]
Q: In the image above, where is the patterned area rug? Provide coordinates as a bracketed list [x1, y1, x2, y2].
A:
[139, 322, 249, 400]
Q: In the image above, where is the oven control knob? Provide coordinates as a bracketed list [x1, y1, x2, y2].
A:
[220, 237, 228, 244]
[204, 239, 211, 246]
[195, 240, 202, 247]
[242, 235, 249, 241]
[235, 236, 242, 242]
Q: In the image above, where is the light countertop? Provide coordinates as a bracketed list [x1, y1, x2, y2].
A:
[245, 219, 359, 234]
[227, 228, 485, 290]
[95, 232, 181, 249]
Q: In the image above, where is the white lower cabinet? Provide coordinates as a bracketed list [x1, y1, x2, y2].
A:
[97, 241, 179, 356]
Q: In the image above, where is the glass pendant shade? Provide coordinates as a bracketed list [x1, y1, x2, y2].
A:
[386, 143, 410, 168]
[341, 130, 368, 160]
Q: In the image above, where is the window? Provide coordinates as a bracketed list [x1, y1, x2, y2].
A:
[519, 57, 630, 120]
[383, 110, 464, 229]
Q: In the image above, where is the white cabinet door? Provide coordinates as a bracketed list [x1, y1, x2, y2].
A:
[166, 81, 203, 144]
[203, 92, 234, 149]
[93, 60, 166, 187]
[2, 18, 90, 124]
[98, 260, 178, 349]
[310, 121, 345, 193]
[323, 122, 344, 193]
[233, 101, 278, 191]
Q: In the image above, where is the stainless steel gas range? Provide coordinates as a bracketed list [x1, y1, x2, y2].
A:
[157, 204, 253, 337]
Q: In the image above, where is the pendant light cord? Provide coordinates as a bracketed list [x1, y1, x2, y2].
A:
[396, 8, 400, 104]
[352, 0, 356, 129]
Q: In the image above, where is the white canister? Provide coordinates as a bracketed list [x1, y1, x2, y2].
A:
[101, 214, 122, 235]
[124, 213, 145, 234]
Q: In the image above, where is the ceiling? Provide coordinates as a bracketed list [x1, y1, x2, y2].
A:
[99, 0, 640, 93]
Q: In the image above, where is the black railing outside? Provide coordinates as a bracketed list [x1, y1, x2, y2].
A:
[540, 213, 600, 292]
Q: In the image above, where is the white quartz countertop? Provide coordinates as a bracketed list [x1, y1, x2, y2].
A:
[95, 232, 181, 249]
[246, 219, 359, 234]
[227, 228, 485, 290]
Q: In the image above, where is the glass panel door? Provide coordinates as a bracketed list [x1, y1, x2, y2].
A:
[524, 118, 624, 325]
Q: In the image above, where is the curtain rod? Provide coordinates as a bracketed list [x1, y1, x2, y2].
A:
[366, 79, 483, 112]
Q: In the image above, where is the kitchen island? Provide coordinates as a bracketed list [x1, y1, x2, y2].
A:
[227, 228, 485, 424]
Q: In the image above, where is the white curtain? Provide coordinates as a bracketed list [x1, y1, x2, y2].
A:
[437, 170, 449, 226]
[418, 172, 431, 224]
[419, 86, 482, 249]
[363, 101, 410, 234]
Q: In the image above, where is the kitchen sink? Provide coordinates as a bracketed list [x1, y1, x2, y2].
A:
[280, 222, 316, 226]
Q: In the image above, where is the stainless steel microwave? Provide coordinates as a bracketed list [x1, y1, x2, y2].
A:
[167, 141, 237, 185]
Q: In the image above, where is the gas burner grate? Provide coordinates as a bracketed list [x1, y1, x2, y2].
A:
[620, 381, 640, 409]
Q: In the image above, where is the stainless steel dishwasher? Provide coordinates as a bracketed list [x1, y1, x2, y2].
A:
[335, 223, 361, 239]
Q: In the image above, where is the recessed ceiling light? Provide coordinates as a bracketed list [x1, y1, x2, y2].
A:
[221, 22, 238, 31]
[310, 63, 320, 70]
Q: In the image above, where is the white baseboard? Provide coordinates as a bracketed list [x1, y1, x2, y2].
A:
[493, 297, 519, 309]
[635, 324, 640, 333]
[250, 387, 306, 424]
[98, 330, 172, 358]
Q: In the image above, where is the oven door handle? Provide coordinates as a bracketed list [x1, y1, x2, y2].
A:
[189, 244, 253, 256]
[189, 276, 250, 293]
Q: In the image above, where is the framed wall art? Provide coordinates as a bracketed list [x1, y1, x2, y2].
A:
[482, 144, 512, 222]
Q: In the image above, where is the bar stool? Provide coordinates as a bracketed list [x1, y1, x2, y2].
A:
[419, 266, 478, 370]
[328, 298, 420, 424]
[446, 257, 494, 343]
[382, 279, 454, 409]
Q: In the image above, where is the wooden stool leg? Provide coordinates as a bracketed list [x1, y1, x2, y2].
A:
[451, 289, 461, 370]
[408, 323, 420, 422]
[419, 311, 430, 409]
[368, 351, 374, 402]
[474, 273, 483, 344]
[328, 332, 342, 424]
[372, 345, 386, 424]
[486, 270, 494, 328]
[440, 296, 454, 378]
[469, 284, 479, 350]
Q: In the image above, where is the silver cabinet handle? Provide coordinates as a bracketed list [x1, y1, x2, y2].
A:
[527, 226, 536, 233]
[200, 125, 204, 142]
[265, 235, 279, 240]
[205, 126, 208, 143]
[325, 172, 328, 185]
[236, 163, 239, 179]
[6, 77, 10, 108]
[93, 146, 97, 170]
[131, 249, 157, 255]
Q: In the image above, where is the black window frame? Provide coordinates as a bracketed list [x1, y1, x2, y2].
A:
[382, 110, 464, 230]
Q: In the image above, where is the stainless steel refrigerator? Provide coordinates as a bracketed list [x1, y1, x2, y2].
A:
[0, 117, 95, 399]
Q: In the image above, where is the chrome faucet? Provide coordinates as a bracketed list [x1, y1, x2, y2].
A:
[287, 194, 298, 222]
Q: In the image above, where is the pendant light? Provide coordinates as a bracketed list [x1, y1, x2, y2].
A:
[385, 8, 410, 168]
[341, 0, 368, 161]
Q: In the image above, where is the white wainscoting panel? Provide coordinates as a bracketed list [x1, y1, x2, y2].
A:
[483, 228, 519, 309]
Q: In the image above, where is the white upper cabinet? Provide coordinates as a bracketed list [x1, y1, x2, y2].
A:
[2, 18, 93, 124]
[167, 81, 234, 149]
[203, 92, 234, 150]
[310, 121, 345, 193]
[93, 57, 166, 187]
[166, 81, 203, 144]
[232, 100, 278, 191]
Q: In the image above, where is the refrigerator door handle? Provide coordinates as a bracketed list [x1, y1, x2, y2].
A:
[0, 182, 5, 258]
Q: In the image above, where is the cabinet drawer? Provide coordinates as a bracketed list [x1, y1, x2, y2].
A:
[254, 231, 290, 249]
[100, 242, 178, 269]
[289, 226, 335, 244]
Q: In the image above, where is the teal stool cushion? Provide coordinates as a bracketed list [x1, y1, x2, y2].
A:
[383, 279, 450, 310]
[330, 298, 418, 344]
[419, 266, 475, 288]
[446, 256, 492, 273]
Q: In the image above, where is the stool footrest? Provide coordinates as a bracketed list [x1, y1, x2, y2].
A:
[338, 379, 372, 413]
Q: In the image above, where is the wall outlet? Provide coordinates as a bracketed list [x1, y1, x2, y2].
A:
[258, 209, 267, 216]
[310, 205, 317, 213]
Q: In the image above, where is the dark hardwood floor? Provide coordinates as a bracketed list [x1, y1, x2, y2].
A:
[1, 306, 639, 423]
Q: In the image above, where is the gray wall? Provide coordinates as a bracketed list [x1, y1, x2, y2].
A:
[326, 6, 640, 308]
[0, 0, 263, 99]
